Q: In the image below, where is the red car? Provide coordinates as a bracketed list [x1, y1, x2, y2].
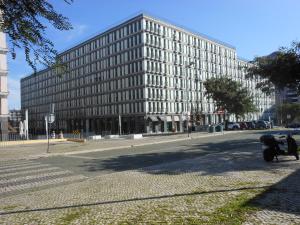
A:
[239, 122, 248, 130]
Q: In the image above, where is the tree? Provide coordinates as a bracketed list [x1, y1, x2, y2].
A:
[277, 103, 300, 125]
[247, 42, 300, 95]
[203, 77, 257, 121]
[0, 0, 73, 71]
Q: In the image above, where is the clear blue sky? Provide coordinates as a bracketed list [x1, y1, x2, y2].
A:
[7, 0, 300, 109]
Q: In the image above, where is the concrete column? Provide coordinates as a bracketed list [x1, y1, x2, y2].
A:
[179, 115, 183, 132]
[85, 119, 89, 137]
[164, 119, 168, 133]
[90, 119, 94, 133]
[213, 114, 216, 124]
[204, 115, 209, 125]
[104, 119, 107, 133]
[208, 114, 212, 125]
[172, 118, 175, 132]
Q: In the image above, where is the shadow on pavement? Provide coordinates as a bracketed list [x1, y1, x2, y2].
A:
[245, 168, 300, 216]
[0, 185, 268, 216]
[79, 136, 297, 175]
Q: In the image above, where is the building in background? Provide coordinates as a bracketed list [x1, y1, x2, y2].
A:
[0, 14, 9, 141]
[8, 109, 22, 132]
[21, 13, 274, 135]
[276, 87, 300, 105]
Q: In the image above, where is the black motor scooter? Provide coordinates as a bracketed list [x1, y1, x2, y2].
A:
[260, 133, 299, 162]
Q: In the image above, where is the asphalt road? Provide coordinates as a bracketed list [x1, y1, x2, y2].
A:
[36, 130, 268, 177]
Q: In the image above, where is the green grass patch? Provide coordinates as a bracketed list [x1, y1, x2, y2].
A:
[119, 189, 263, 225]
[59, 208, 90, 225]
[202, 192, 260, 225]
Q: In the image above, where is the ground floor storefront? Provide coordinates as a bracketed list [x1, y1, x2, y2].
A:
[57, 113, 229, 136]
[27, 112, 262, 137]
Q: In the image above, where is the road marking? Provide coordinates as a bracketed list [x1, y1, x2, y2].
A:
[0, 161, 42, 169]
[0, 175, 86, 195]
[0, 164, 50, 174]
[0, 160, 87, 196]
[0, 167, 60, 179]
[0, 170, 73, 185]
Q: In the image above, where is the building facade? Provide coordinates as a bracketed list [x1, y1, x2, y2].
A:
[21, 13, 274, 135]
[0, 16, 9, 140]
[9, 109, 22, 132]
[276, 87, 300, 104]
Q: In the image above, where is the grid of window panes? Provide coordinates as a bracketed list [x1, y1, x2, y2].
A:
[21, 17, 146, 128]
[21, 14, 274, 130]
[141, 16, 273, 116]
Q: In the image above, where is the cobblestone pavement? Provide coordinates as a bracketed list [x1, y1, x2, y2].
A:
[0, 160, 87, 197]
[0, 138, 299, 224]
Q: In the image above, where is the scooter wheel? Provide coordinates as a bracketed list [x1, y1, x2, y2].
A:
[263, 149, 274, 162]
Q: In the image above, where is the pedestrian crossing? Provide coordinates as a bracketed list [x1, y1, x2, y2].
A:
[0, 160, 86, 196]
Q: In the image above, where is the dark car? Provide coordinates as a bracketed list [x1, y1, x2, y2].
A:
[286, 123, 300, 128]
[264, 121, 271, 129]
[246, 121, 255, 129]
[256, 120, 268, 129]
[239, 122, 248, 130]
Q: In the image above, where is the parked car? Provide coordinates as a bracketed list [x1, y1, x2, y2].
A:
[256, 120, 269, 129]
[246, 121, 255, 129]
[264, 121, 272, 129]
[239, 122, 248, 130]
[227, 122, 240, 130]
[286, 123, 300, 128]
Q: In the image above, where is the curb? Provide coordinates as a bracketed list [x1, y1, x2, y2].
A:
[0, 139, 67, 146]
[31, 130, 245, 158]
[1, 130, 248, 161]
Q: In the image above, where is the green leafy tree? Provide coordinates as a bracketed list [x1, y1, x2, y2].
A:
[277, 103, 300, 125]
[247, 42, 300, 95]
[0, 0, 73, 71]
[203, 77, 257, 121]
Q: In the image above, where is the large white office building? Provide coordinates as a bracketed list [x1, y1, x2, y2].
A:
[276, 87, 300, 105]
[21, 13, 274, 135]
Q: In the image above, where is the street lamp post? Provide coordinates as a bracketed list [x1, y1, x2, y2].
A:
[184, 61, 194, 137]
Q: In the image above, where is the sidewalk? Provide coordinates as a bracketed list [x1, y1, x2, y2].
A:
[0, 137, 299, 224]
[0, 131, 243, 161]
